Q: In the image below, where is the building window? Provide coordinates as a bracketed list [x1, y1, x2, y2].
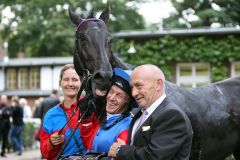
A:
[231, 62, 240, 77]
[176, 63, 210, 88]
[6, 67, 40, 90]
[18, 68, 28, 89]
[6, 68, 17, 89]
[30, 67, 40, 89]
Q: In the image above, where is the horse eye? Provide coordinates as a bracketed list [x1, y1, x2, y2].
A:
[77, 33, 89, 46]
[105, 37, 113, 47]
[105, 39, 110, 48]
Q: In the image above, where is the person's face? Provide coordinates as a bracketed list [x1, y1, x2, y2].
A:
[131, 71, 158, 110]
[60, 68, 81, 99]
[106, 85, 130, 114]
[0, 95, 8, 105]
[11, 101, 17, 107]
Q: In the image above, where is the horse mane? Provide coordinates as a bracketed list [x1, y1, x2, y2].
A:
[111, 53, 133, 70]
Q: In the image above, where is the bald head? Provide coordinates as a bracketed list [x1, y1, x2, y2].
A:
[133, 64, 165, 82]
[130, 64, 166, 109]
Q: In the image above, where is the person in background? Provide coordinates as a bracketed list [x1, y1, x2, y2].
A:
[81, 68, 134, 156]
[108, 64, 193, 160]
[38, 89, 60, 121]
[33, 97, 45, 143]
[0, 95, 12, 157]
[19, 98, 32, 119]
[40, 64, 88, 159]
[33, 97, 44, 119]
[10, 95, 24, 156]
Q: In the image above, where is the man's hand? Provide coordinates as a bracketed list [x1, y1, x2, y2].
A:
[49, 132, 64, 146]
[108, 138, 126, 157]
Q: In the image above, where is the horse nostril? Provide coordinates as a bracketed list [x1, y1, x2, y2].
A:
[93, 71, 113, 89]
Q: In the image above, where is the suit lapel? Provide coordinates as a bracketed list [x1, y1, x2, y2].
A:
[128, 109, 142, 145]
[152, 97, 170, 114]
[132, 97, 171, 144]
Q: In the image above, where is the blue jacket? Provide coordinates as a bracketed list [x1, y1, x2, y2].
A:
[40, 103, 87, 159]
[91, 114, 132, 153]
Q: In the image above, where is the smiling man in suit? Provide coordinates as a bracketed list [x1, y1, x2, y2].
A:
[108, 64, 193, 160]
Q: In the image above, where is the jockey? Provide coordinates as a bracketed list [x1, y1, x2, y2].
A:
[81, 68, 134, 154]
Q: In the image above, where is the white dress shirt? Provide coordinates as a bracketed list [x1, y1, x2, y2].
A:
[130, 94, 166, 145]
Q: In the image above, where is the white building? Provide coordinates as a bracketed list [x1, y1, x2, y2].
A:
[0, 56, 73, 108]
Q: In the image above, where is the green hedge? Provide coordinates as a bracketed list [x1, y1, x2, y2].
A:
[4, 122, 36, 152]
[113, 35, 240, 82]
[22, 122, 35, 148]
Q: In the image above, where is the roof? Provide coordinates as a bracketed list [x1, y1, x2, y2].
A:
[0, 89, 52, 97]
[113, 27, 240, 39]
[0, 56, 73, 67]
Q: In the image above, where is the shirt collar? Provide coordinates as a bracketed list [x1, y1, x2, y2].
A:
[144, 94, 166, 116]
[59, 101, 77, 112]
[107, 112, 122, 120]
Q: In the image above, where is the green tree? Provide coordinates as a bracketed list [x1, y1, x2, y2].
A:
[213, 0, 240, 26]
[163, 0, 240, 28]
[0, 0, 145, 57]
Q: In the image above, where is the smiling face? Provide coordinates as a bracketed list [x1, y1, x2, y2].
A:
[60, 67, 81, 100]
[130, 65, 165, 110]
[106, 85, 130, 114]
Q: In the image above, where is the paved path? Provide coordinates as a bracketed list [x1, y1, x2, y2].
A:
[0, 149, 42, 160]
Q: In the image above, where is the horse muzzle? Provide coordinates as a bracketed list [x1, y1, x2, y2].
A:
[91, 70, 113, 97]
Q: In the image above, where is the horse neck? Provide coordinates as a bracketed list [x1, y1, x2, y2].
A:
[111, 52, 132, 70]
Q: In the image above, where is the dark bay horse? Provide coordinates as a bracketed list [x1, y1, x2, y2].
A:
[69, 5, 240, 160]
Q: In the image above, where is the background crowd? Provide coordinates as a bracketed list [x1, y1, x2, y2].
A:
[0, 89, 60, 158]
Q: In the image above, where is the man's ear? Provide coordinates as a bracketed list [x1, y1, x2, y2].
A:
[156, 79, 163, 91]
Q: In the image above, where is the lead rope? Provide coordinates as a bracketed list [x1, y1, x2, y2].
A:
[62, 109, 83, 154]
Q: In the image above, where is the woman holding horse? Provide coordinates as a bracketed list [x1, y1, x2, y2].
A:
[40, 64, 88, 159]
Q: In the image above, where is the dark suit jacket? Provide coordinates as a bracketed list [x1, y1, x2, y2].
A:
[117, 97, 193, 160]
[39, 96, 60, 120]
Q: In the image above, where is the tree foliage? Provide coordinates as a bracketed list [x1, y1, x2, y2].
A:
[163, 0, 240, 28]
[0, 0, 145, 57]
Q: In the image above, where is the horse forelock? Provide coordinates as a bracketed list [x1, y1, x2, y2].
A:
[88, 10, 95, 18]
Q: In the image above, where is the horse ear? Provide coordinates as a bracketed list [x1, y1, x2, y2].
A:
[69, 8, 82, 26]
[99, 3, 111, 24]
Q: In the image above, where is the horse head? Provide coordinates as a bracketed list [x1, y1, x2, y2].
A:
[69, 5, 114, 98]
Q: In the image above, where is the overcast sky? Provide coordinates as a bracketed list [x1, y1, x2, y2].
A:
[137, 0, 176, 24]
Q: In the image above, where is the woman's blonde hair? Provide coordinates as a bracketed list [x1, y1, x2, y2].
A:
[59, 64, 81, 84]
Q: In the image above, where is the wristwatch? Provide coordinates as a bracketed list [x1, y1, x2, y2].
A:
[115, 146, 121, 155]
